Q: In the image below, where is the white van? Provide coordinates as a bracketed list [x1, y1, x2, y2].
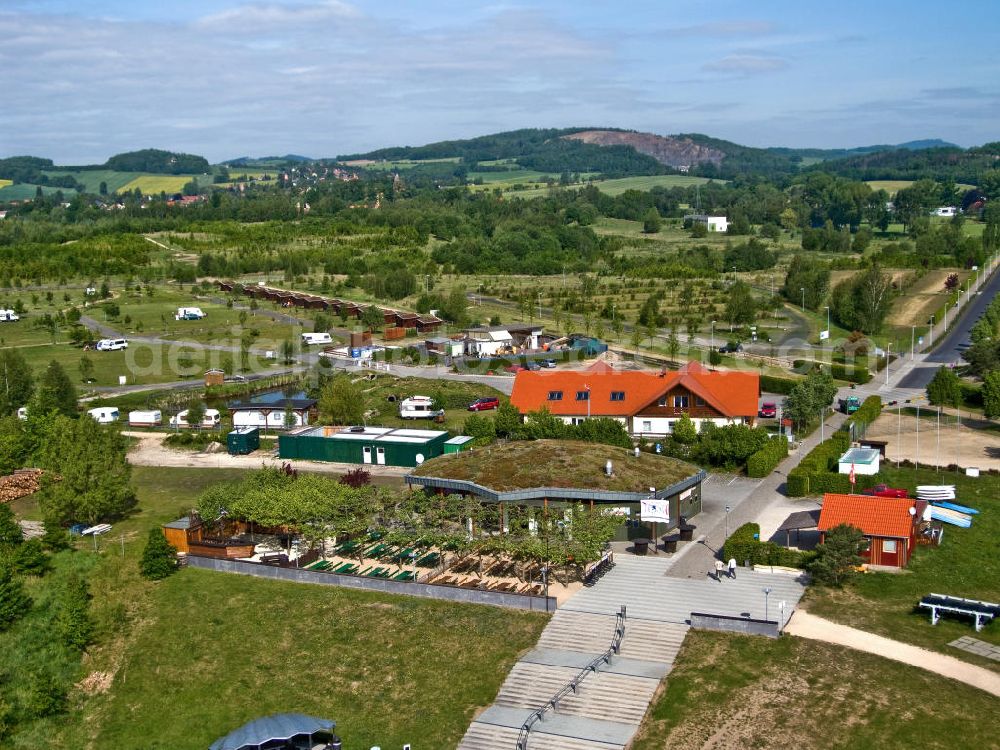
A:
[128, 409, 162, 427]
[0, 309, 20, 322]
[301, 332, 333, 346]
[398, 396, 443, 419]
[87, 407, 120, 424]
[96, 338, 128, 351]
[169, 408, 221, 429]
[175, 306, 207, 321]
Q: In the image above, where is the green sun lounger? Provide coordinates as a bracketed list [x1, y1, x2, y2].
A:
[416, 552, 439, 567]
[394, 571, 416, 581]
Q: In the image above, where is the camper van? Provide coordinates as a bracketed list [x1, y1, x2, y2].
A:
[398, 396, 443, 420]
[175, 307, 207, 321]
[16, 406, 27, 421]
[87, 407, 120, 424]
[169, 408, 222, 429]
[0, 309, 20, 322]
[128, 409, 162, 427]
[301, 332, 333, 346]
[96, 338, 128, 351]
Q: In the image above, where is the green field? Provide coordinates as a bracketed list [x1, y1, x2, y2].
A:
[803, 465, 1000, 667]
[0, 178, 11, 188]
[470, 173, 721, 198]
[587, 174, 721, 195]
[867, 180, 976, 196]
[632, 631, 1000, 750]
[7, 466, 548, 750]
[344, 157, 461, 170]
[120, 174, 202, 195]
[42, 170, 139, 194]
[0, 183, 77, 200]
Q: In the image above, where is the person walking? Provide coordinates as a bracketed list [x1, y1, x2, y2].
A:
[728, 558, 737, 579]
[714, 559, 725, 582]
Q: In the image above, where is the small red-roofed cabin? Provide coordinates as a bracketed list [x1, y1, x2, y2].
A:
[818, 493, 924, 568]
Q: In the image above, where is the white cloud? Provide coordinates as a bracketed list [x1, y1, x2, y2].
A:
[195, 0, 360, 30]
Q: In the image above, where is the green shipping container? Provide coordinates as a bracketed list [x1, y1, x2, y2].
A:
[227, 426, 260, 455]
[279, 426, 449, 467]
[444, 435, 474, 454]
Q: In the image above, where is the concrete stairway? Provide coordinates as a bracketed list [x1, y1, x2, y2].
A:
[458, 555, 806, 750]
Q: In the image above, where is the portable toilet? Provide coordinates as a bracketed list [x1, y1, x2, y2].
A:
[227, 426, 260, 455]
[444, 435, 474, 454]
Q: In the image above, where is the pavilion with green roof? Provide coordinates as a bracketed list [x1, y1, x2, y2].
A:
[406, 439, 705, 541]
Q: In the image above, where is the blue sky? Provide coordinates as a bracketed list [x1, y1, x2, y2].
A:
[1, 0, 996, 163]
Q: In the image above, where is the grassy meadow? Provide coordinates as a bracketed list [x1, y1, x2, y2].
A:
[631, 631, 1000, 750]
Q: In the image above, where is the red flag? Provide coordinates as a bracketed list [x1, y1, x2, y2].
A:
[849, 463, 856, 487]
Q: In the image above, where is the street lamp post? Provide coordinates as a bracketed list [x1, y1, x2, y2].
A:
[929, 315, 934, 347]
[711, 320, 716, 352]
[825, 305, 830, 334]
[885, 342, 891, 386]
[725, 504, 731, 541]
[800, 287, 805, 313]
[763, 587, 773, 622]
[911, 325, 916, 360]
[537, 292, 542, 320]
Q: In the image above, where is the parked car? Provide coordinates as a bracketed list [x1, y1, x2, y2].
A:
[758, 402, 776, 418]
[718, 342, 743, 354]
[467, 397, 500, 412]
[863, 483, 908, 499]
[504, 365, 525, 374]
[526, 361, 542, 371]
[541, 359, 558, 368]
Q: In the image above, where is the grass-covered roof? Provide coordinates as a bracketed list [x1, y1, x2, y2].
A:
[411, 439, 700, 493]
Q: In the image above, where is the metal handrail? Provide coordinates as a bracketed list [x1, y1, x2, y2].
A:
[514, 605, 626, 750]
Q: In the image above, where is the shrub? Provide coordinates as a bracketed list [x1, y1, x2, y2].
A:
[0, 563, 31, 631]
[786, 470, 810, 497]
[55, 572, 93, 650]
[746, 436, 788, 478]
[760, 374, 799, 395]
[338, 468, 371, 488]
[139, 528, 178, 581]
[723, 522, 805, 567]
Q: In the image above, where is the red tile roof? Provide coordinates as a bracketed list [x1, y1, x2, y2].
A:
[818, 494, 918, 538]
[509, 361, 759, 419]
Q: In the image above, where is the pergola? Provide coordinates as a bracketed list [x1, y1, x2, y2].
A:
[209, 713, 337, 750]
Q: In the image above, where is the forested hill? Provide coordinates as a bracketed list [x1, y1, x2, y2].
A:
[339, 127, 974, 181]
[103, 149, 210, 174]
[807, 143, 1000, 183]
[339, 128, 670, 177]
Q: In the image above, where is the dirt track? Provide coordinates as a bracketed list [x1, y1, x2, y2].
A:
[124, 431, 410, 479]
[864, 412, 1000, 471]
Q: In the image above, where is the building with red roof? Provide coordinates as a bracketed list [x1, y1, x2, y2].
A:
[509, 360, 759, 437]
[818, 493, 925, 568]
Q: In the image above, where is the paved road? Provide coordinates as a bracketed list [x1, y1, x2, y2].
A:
[898, 261, 1000, 388]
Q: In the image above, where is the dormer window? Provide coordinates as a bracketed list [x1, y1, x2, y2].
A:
[576, 391, 590, 401]
[548, 391, 563, 401]
[673, 395, 689, 409]
[610, 391, 625, 402]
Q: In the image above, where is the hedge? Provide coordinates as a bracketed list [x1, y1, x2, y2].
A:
[723, 522, 807, 568]
[747, 436, 788, 478]
[760, 374, 798, 395]
[845, 395, 883, 428]
[791, 362, 871, 384]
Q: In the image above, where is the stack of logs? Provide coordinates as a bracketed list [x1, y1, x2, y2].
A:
[0, 469, 50, 503]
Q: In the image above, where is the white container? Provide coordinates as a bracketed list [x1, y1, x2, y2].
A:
[96, 338, 128, 351]
[301, 332, 333, 345]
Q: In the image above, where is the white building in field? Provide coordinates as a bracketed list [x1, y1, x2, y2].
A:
[684, 214, 729, 233]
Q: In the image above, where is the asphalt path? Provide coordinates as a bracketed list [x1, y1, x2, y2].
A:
[897, 264, 1000, 389]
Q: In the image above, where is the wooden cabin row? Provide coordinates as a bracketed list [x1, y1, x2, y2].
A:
[217, 281, 442, 332]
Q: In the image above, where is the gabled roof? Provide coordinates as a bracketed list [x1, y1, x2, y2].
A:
[509, 360, 758, 419]
[818, 494, 918, 539]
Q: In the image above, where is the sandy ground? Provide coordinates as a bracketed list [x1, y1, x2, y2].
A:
[785, 610, 1000, 697]
[888, 269, 965, 327]
[124, 430, 410, 478]
[864, 412, 1000, 471]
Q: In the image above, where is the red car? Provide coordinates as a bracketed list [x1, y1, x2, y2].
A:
[758, 402, 776, 418]
[863, 484, 908, 499]
[467, 397, 500, 412]
[504, 365, 525, 374]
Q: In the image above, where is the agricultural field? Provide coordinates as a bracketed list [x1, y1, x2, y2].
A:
[0, 183, 77, 200]
[0, 178, 11, 188]
[469, 173, 720, 198]
[41, 169, 138, 194]
[631, 631, 999, 750]
[120, 174, 204, 195]
[343, 157, 461, 169]
[586, 174, 721, 195]
[866, 180, 975, 196]
[886, 268, 971, 328]
[803, 466, 1000, 666]
[7, 466, 547, 750]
